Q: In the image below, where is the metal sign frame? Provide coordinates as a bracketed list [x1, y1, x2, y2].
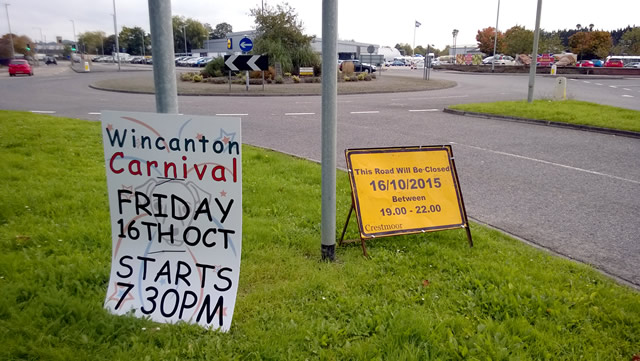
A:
[341, 145, 473, 256]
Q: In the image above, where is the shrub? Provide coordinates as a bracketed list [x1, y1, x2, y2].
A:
[202, 57, 225, 78]
[357, 73, 366, 81]
[303, 77, 314, 83]
[249, 71, 263, 79]
[349, 75, 358, 82]
[192, 74, 203, 82]
[344, 75, 351, 82]
[275, 76, 284, 84]
[371, 73, 377, 79]
[180, 72, 195, 81]
[342, 61, 355, 75]
[292, 75, 300, 83]
[364, 75, 372, 81]
[267, 66, 276, 80]
[284, 72, 292, 77]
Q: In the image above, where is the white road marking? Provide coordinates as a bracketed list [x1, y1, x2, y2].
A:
[408, 109, 439, 112]
[285, 112, 315, 115]
[622, 95, 634, 98]
[623, 88, 632, 91]
[350, 111, 379, 114]
[88, 112, 101, 115]
[609, 85, 617, 88]
[450, 142, 640, 185]
[30, 110, 56, 114]
[594, 83, 603, 86]
[583, 81, 591, 84]
[215, 113, 248, 116]
[391, 95, 468, 101]
[569, 79, 577, 81]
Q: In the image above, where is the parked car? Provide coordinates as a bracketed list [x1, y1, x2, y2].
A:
[482, 55, 515, 65]
[339, 60, 376, 73]
[8, 59, 33, 76]
[389, 60, 405, 66]
[624, 62, 640, 68]
[590, 59, 603, 67]
[576, 60, 594, 67]
[45, 56, 57, 65]
[604, 59, 624, 67]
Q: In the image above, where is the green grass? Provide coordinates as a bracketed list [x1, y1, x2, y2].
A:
[1, 110, 639, 360]
[450, 100, 640, 133]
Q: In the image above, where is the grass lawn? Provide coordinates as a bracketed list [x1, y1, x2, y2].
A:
[1, 110, 639, 360]
[449, 100, 640, 133]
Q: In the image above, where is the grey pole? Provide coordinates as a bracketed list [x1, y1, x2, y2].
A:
[112, 0, 121, 71]
[148, 0, 178, 114]
[182, 25, 187, 55]
[321, 0, 338, 261]
[491, 0, 500, 72]
[4, 4, 14, 59]
[527, 0, 543, 103]
[141, 30, 145, 57]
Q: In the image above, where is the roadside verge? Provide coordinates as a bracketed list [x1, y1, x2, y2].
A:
[443, 107, 640, 139]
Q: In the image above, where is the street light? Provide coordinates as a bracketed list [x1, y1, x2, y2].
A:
[112, 0, 121, 71]
[452, 29, 459, 62]
[4, 3, 15, 59]
[491, 0, 501, 72]
[140, 29, 145, 57]
[182, 25, 187, 55]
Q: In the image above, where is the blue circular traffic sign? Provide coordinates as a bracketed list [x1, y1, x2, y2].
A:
[239, 38, 253, 53]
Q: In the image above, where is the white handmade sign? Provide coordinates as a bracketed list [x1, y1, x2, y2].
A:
[101, 111, 242, 331]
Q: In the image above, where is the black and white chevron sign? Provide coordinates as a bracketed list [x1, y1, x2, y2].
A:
[224, 55, 269, 71]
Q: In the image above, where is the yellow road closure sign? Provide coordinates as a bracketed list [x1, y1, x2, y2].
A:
[345, 146, 468, 239]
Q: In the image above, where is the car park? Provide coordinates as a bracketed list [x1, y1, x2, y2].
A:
[604, 59, 624, 67]
[8, 59, 33, 76]
[590, 59, 603, 67]
[624, 62, 640, 68]
[482, 54, 515, 65]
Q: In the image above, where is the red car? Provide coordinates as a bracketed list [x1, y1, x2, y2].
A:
[8, 59, 33, 76]
[604, 59, 624, 67]
[576, 60, 594, 67]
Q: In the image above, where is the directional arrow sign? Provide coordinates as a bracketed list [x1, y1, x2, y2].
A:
[239, 38, 253, 52]
[224, 55, 269, 71]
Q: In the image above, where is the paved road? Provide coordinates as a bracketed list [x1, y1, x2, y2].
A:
[1, 65, 639, 288]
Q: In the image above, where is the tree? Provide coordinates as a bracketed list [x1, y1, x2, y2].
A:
[250, 3, 318, 74]
[613, 27, 640, 55]
[172, 16, 209, 53]
[569, 31, 612, 59]
[539, 31, 565, 54]
[503, 25, 534, 56]
[104, 35, 117, 55]
[210, 22, 233, 40]
[394, 43, 412, 56]
[476, 27, 504, 55]
[0, 33, 33, 58]
[119, 26, 149, 55]
[413, 45, 427, 56]
[78, 31, 106, 55]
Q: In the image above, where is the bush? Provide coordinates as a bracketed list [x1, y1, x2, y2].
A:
[357, 73, 366, 81]
[202, 57, 225, 78]
[275, 76, 284, 84]
[267, 66, 276, 80]
[364, 75, 372, 81]
[349, 75, 358, 82]
[249, 71, 263, 79]
[344, 75, 351, 82]
[303, 77, 314, 83]
[180, 72, 195, 81]
[284, 72, 292, 77]
[192, 74, 203, 82]
[292, 75, 300, 83]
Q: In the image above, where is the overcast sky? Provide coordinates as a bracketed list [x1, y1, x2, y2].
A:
[3, 0, 638, 50]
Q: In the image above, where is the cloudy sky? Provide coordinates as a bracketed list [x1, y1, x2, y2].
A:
[3, 0, 638, 50]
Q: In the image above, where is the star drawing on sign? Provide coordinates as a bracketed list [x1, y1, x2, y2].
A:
[220, 190, 227, 197]
[196, 133, 204, 140]
[215, 129, 236, 146]
[120, 185, 134, 199]
[107, 282, 135, 308]
[222, 136, 230, 145]
[106, 124, 113, 131]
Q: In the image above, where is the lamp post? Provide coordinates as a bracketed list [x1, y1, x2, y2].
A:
[452, 29, 459, 62]
[181, 25, 187, 55]
[141, 29, 145, 57]
[112, 0, 121, 71]
[4, 3, 14, 58]
[491, 0, 500, 72]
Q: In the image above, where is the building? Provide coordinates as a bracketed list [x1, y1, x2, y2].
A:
[192, 30, 381, 61]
